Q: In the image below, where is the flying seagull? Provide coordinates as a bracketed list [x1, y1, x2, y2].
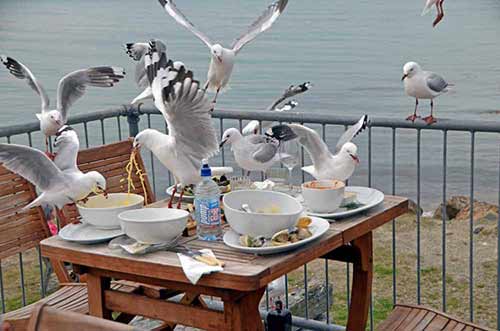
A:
[0, 55, 125, 153]
[402, 61, 449, 124]
[157, 0, 289, 103]
[422, 0, 446, 27]
[0, 126, 106, 211]
[132, 41, 220, 208]
[123, 40, 186, 105]
[269, 115, 369, 181]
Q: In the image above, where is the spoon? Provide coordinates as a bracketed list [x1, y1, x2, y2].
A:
[240, 204, 253, 213]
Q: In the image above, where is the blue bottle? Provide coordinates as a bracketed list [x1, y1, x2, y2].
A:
[194, 160, 222, 241]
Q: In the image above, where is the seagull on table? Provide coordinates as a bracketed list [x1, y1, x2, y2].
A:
[123, 40, 186, 105]
[402, 61, 449, 124]
[157, 0, 289, 103]
[268, 115, 369, 181]
[0, 55, 125, 154]
[132, 41, 219, 208]
[242, 82, 312, 135]
[219, 126, 296, 175]
[0, 126, 106, 211]
[422, 0, 446, 27]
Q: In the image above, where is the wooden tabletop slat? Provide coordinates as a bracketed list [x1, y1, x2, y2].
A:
[41, 196, 408, 292]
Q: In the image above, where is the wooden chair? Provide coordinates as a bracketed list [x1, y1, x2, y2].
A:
[1, 141, 155, 330]
[377, 304, 494, 331]
[26, 302, 144, 331]
[59, 139, 155, 226]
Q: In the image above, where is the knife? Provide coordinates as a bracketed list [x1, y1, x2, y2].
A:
[171, 246, 224, 267]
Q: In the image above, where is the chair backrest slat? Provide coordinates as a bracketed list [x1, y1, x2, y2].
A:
[60, 139, 155, 225]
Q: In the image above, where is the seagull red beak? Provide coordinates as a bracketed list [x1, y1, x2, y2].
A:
[350, 154, 360, 164]
[217, 55, 223, 63]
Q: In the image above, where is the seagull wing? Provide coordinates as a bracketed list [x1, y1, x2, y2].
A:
[335, 115, 368, 153]
[246, 135, 278, 163]
[287, 124, 331, 167]
[231, 0, 288, 54]
[124, 40, 166, 89]
[425, 72, 448, 93]
[157, 0, 213, 48]
[53, 126, 80, 172]
[0, 55, 50, 112]
[56, 66, 125, 122]
[421, 0, 437, 16]
[0, 143, 64, 191]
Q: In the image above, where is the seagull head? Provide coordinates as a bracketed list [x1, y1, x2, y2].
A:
[341, 142, 359, 165]
[211, 44, 224, 63]
[402, 62, 421, 81]
[133, 129, 157, 150]
[88, 171, 107, 194]
[47, 110, 64, 127]
[219, 128, 241, 148]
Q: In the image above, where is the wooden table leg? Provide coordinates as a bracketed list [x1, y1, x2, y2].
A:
[346, 231, 373, 331]
[86, 273, 112, 319]
[225, 288, 265, 331]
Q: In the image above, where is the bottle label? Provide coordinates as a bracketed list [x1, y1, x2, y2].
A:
[195, 198, 220, 226]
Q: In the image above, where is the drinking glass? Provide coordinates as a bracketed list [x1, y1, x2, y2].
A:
[278, 140, 300, 193]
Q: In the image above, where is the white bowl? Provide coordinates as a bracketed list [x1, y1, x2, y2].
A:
[301, 180, 345, 213]
[118, 208, 188, 244]
[77, 193, 144, 229]
[223, 190, 303, 238]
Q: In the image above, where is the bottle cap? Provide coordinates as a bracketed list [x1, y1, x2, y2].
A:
[200, 159, 211, 177]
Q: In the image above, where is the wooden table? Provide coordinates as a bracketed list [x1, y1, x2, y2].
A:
[41, 195, 408, 331]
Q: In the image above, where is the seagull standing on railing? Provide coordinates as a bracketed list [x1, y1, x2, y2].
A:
[0, 126, 107, 211]
[0, 55, 125, 155]
[219, 126, 296, 175]
[131, 41, 220, 208]
[157, 0, 289, 103]
[421, 0, 446, 27]
[402, 61, 449, 124]
[123, 40, 186, 105]
[268, 115, 368, 181]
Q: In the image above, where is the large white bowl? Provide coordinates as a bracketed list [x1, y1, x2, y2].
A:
[223, 190, 303, 238]
[301, 180, 345, 213]
[77, 193, 144, 229]
[118, 208, 188, 244]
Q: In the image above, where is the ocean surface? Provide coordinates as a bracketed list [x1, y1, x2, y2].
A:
[1, 0, 499, 208]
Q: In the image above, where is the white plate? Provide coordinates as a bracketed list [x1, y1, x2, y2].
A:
[297, 186, 384, 219]
[223, 216, 330, 255]
[165, 185, 230, 202]
[58, 223, 124, 244]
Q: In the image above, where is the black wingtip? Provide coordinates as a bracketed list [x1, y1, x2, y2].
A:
[158, 0, 167, 7]
[266, 124, 297, 142]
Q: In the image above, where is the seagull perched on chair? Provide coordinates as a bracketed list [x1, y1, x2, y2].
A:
[422, 0, 446, 27]
[402, 62, 449, 124]
[123, 40, 186, 105]
[268, 115, 369, 181]
[0, 126, 107, 211]
[0, 55, 125, 154]
[132, 40, 220, 208]
[157, 0, 289, 103]
[219, 126, 296, 175]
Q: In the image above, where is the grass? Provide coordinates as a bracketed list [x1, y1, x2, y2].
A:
[2, 212, 499, 329]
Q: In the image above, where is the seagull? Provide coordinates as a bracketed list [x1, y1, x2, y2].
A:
[242, 81, 312, 135]
[0, 55, 125, 153]
[422, 0, 446, 27]
[268, 115, 369, 181]
[219, 126, 296, 175]
[0, 126, 106, 211]
[132, 41, 219, 208]
[157, 0, 289, 103]
[402, 61, 449, 124]
[123, 40, 186, 105]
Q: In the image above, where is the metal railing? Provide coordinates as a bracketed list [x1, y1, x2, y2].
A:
[0, 104, 499, 330]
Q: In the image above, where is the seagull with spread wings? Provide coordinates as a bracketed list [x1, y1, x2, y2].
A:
[269, 115, 369, 181]
[0, 126, 106, 211]
[157, 0, 289, 103]
[0, 55, 125, 153]
[132, 41, 219, 208]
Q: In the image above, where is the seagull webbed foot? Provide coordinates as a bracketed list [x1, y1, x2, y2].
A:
[423, 115, 437, 125]
[406, 114, 420, 122]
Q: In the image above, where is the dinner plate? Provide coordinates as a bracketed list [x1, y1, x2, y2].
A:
[223, 216, 330, 255]
[58, 223, 124, 244]
[297, 186, 384, 219]
[165, 185, 230, 202]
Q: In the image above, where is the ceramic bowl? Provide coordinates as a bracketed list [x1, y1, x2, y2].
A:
[301, 180, 345, 213]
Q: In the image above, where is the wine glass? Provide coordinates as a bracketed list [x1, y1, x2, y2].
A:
[278, 140, 300, 193]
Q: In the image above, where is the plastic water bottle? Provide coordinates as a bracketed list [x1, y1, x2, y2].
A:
[194, 160, 222, 241]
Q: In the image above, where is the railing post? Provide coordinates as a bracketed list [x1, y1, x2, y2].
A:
[124, 104, 141, 137]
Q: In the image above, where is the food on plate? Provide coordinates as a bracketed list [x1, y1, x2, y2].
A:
[173, 175, 231, 197]
[239, 216, 314, 247]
